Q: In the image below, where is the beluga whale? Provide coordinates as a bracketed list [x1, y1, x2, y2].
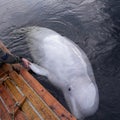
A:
[14, 26, 99, 120]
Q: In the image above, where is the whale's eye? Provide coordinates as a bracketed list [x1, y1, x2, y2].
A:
[68, 88, 71, 91]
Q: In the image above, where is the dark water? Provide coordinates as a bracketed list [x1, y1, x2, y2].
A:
[0, 0, 120, 120]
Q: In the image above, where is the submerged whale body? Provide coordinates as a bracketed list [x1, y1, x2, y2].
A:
[15, 26, 99, 119]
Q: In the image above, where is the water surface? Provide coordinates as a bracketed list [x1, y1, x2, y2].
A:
[0, 0, 120, 120]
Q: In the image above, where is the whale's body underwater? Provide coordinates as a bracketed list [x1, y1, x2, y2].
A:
[14, 26, 99, 120]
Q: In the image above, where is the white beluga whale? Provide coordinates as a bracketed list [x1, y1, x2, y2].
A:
[14, 26, 99, 120]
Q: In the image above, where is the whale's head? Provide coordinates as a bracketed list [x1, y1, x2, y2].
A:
[63, 80, 99, 120]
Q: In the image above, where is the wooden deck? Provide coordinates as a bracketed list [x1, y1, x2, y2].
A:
[0, 63, 76, 120]
[0, 41, 76, 120]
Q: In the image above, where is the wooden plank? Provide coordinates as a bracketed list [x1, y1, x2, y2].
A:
[0, 85, 28, 120]
[20, 68, 76, 120]
[0, 93, 28, 120]
[5, 78, 22, 101]
[9, 71, 60, 120]
[5, 77, 42, 120]
[0, 41, 11, 54]
[0, 85, 15, 113]
[0, 99, 11, 120]
[15, 110, 28, 120]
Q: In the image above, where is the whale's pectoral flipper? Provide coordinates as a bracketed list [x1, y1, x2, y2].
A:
[29, 63, 49, 76]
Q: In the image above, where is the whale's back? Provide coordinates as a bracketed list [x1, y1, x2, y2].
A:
[21, 27, 95, 85]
